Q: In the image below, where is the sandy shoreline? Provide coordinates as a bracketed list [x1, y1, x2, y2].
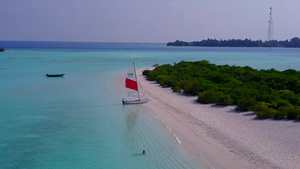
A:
[117, 67, 300, 169]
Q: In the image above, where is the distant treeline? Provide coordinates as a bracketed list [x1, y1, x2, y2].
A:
[143, 61, 300, 120]
[167, 37, 300, 47]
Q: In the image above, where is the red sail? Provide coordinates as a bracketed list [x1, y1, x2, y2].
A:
[125, 78, 138, 91]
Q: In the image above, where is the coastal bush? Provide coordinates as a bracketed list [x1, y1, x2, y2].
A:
[223, 78, 243, 87]
[234, 88, 257, 111]
[142, 70, 151, 76]
[156, 75, 170, 87]
[145, 60, 300, 120]
[236, 96, 256, 111]
[253, 102, 277, 119]
[198, 79, 218, 92]
[172, 86, 182, 93]
[268, 97, 293, 109]
[273, 109, 286, 120]
[274, 106, 300, 120]
[277, 90, 300, 105]
[297, 114, 300, 121]
[285, 106, 300, 120]
[197, 89, 222, 104]
[217, 94, 234, 106]
[183, 81, 198, 95]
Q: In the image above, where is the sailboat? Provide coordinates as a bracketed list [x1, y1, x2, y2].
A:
[122, 62, 149, 104]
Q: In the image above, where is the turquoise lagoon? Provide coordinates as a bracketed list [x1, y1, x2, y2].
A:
[1, 42, 300, 169]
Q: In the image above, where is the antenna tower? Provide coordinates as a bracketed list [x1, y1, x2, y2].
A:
[267, 7, 273, 41]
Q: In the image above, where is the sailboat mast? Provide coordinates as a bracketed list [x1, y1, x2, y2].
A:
[133, 62, 140, 100]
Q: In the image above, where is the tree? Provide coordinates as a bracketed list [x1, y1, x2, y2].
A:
[288, 37, 300, 47]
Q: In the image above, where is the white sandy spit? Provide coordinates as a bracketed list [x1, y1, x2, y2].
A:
[116, 67, 300, 169]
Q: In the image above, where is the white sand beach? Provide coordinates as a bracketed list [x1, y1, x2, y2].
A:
[117, 68, 300, 169]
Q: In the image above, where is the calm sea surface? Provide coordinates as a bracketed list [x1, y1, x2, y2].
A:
[1, 41, 300, 169]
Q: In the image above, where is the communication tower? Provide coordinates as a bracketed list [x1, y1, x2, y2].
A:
[267, 7, 274, 41]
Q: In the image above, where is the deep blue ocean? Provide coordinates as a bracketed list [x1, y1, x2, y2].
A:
[1, 41, 300, 169]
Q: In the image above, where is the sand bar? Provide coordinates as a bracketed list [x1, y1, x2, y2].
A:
[131, 67, 300, 169]
[115, 67, 300, 169]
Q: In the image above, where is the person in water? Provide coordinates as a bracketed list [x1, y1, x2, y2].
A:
[142, 150, 145, 154]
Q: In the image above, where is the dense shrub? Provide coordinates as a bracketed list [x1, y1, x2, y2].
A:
[273, 110, 286, 120]
[277, 90, 300, 105]
[197, 90, 222, 104]
[297, 114, 300, 121]
[146, 60, 300, 120]
[236, 96, 256, 111]
[285, 106, 300, 120]
[156, 75, 170, 87]
[142, 70, 151, 76]
[253, 102, 277, 119]
[183, 81, 198, 95]
[256, 108, 277, 119]
[217, 94, 234, 106]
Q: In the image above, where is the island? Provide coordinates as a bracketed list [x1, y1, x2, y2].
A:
[143, 60, 300, 120]
[136, 66, 300, 169]
[167, 37, 300, 47]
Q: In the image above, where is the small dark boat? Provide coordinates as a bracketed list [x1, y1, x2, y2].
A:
[45, 73, 65, 77]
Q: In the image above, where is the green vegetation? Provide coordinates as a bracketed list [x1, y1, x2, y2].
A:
[143, 61, 300, 120]
[167, 37, 300, 48]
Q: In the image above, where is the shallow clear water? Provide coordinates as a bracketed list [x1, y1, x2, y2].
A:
[1, 42, 300, 169]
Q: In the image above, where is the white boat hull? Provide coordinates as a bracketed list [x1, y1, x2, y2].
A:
[122, 98, 149, 104]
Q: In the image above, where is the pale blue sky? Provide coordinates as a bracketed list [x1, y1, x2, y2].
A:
[1, 0, 299, 42]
